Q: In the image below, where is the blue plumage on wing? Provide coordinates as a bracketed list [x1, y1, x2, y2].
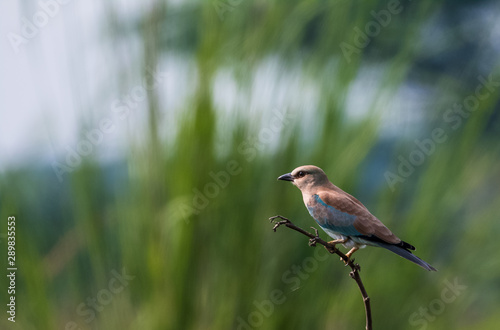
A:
[307, 194, 362, 237]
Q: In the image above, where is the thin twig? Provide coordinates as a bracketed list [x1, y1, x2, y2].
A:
[270, 215, 372, 330]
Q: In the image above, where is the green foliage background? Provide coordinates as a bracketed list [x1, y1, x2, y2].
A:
[1, 0, 500, 329]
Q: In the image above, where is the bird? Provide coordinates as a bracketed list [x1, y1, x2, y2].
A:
[278, 165, 436, 271]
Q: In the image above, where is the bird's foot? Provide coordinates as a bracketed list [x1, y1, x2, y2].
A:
[341, 247, 359, 266]
[340, 256, 354, 266]
[269, 215, 291, 232]
[345, 247, 359, 259]
[326, 238, 347, 247]
[308, 227, 321, 246]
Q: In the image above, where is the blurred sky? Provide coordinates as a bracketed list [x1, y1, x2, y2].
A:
[1, 1, 156, 170]
[2, 0, 500, 172]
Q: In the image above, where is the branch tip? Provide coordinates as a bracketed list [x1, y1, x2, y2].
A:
[268, 215, 372, 330]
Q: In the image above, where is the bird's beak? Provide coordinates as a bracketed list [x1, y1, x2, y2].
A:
[277, 173, 294, 182]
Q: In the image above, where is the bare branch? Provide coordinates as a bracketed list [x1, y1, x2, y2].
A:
[270, 215, 372, 330]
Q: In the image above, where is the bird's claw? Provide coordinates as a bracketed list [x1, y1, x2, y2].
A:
[341, 256, 353, 266]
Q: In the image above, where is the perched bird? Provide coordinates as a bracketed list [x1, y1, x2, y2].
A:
[278, 165, 436, 271]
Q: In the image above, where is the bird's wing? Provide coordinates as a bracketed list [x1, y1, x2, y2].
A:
[317, 190, 401, 245]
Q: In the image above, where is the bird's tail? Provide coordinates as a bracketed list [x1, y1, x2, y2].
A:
[377, 242, 437, 271]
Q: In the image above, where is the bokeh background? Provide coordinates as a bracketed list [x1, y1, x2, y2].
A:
[1, 0, 500, 329]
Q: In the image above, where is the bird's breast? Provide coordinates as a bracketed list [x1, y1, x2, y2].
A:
[306, 194, 357, 229]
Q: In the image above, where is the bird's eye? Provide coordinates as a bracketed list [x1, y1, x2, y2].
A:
[297, 171, 306, 178]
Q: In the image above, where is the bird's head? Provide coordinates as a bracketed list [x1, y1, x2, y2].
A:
[278, 165, 329, 191]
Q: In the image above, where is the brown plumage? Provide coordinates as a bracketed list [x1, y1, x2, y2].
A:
[278, 165, 436, 271]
